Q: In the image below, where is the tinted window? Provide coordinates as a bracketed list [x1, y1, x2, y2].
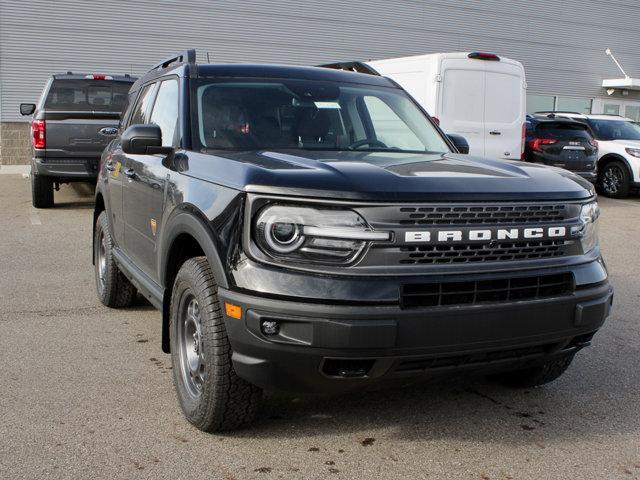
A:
[587, 119, 640, 141]
[195, 80, 449, 154]
[129, 84, 157, 126]
[535, 123, 592, 139]
[44, 79, 132, 112]
[149, 79, 179, 147]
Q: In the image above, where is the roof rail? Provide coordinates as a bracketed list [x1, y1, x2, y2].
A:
[150, 49, 196, 71]
[317, 61, 380, 76]
[533, 111, 584, 116]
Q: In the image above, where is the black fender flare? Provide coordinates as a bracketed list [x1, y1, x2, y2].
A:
[158, 208, 229, 353]
[158, 209, 229, 290]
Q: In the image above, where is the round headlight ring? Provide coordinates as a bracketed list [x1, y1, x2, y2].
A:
[264, 218, 305, 253]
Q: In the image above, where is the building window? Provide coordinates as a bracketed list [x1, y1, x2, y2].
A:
[527, 94, 555, 114]
[603, 103, 621, 115]
[556, 96, 592, 114]
[625, 105, 640, 122]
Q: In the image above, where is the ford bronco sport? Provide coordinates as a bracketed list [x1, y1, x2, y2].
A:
[93, 50, 613, 432]
[20, 73, 135, 208]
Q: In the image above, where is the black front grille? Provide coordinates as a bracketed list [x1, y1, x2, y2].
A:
[400, 272, 574, 308]
[396, 204, 568, 226]
[395, 343, 559, 372]
[397, 240, 570, 265]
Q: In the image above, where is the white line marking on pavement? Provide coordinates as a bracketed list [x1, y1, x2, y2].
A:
[29, 207, 41, 226]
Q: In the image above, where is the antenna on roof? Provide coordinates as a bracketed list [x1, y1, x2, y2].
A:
[206, 52, 211, 63]
[605, 48, 629, 79]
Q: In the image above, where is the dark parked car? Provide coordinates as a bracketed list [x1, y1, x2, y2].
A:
[93, 50, 612, 432]
[20, 73, 136, 207]
[524, 114, 598, 181]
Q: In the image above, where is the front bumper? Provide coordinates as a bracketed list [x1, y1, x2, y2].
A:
[219, 265, 613, 394]
[31, 157, 99, 180]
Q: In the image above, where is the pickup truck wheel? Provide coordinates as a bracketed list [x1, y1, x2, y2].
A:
[31, 173, 54, 208]
[493, 353, 575, 388]
[94, 211, 137, 308]
[599, 161, 630, 198]
[170, 257, 262, 432]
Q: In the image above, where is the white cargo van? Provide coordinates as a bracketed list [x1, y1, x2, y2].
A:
[364, 52, 527, 160]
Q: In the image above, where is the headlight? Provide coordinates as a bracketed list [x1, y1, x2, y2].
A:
[571, 201, 600, 253]
[254, 205, 390, 265]
[625, 147, 640, 158]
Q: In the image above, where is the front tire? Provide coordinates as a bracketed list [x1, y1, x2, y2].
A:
[31, 173, 54, 208]
[94, 211, 137, 308]
[170, 257, 262, 432]
[492, 354, 575, 388]
[599, 161, 630, 198]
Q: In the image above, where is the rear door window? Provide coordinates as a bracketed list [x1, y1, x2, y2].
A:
[129, 83, 158, 126]
[44, 79, 132, 112]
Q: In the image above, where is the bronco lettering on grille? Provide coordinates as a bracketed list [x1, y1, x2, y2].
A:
[405, 226, 567, 243]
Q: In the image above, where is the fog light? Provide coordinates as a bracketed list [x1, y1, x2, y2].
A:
[261, 320, 279, 336]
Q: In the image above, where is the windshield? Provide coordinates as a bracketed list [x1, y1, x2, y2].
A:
[587, 119, 640, 141]
[44, 79, 132, 112]
[194, 80, 450, 154]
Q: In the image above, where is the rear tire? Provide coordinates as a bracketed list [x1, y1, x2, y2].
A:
[31, 173, 54, 208]
[170, 257, 262, 432]
[599, 161, 630, 198]
[493, 354, 575, 388]
[94, 211, 137, 308]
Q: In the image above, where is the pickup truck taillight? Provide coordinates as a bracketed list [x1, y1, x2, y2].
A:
[528, 137, 557, 153]
[31, 120, 45, 149]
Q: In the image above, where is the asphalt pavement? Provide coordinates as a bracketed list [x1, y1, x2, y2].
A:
[0, 174, 639, 480]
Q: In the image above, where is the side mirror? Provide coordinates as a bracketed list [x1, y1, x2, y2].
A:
[20, 103, 36, 116]
[122, 124, 173, 155]
[446, 133, 469, 154]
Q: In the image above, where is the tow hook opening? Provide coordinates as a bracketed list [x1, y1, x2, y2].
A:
[322, 359, 375, 378]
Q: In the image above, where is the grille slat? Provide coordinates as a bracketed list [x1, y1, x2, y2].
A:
[400, 273, 574, 308]
[397, 240, 568, 265]
[395, 204, 568, 226]
[395, 343, 559, 373]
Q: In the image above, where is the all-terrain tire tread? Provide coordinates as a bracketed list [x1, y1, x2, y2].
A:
[170, 257, 262, 432]
[95, 211, 137, 308]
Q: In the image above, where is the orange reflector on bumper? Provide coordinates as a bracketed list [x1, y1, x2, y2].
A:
[225, 302, 242, 319]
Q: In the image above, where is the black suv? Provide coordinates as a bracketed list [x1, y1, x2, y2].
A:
[524, 115, 598, 181]
[94, 50, 613, 432]
[20, 73, 135, 207]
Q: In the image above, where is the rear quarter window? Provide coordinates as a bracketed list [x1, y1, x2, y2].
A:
[44, 79, 132, 112]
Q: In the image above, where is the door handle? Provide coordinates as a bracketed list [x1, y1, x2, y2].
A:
[489, 131, 501, 135]
[124, 168, 136, 179]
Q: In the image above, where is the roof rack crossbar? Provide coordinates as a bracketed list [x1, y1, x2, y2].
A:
[150, 49, 196, 72]
[317, 61, 381, 76]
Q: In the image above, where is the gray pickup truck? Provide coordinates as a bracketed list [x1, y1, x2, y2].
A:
[20, 73, 136, 207]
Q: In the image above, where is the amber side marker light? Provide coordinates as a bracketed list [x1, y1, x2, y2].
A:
[225, 303, 242, 319]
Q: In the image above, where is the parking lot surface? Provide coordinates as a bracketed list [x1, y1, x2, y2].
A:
[0, 174, 639, 480]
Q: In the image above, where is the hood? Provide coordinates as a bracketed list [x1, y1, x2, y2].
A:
[612, 139, 640, 148]
[183, 149, 595, 202]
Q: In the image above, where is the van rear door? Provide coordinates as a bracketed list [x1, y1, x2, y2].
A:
[484, 63, 525, 160]
[439, 59, 486, 156]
